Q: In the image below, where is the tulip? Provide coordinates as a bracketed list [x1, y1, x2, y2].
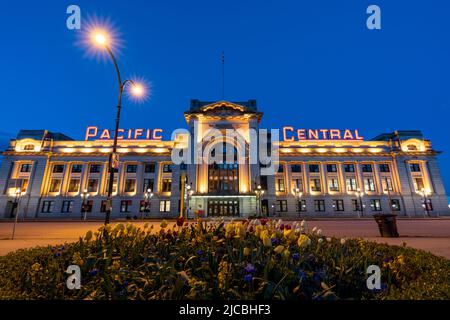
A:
[243, 247, 250, 256]
[160, 220, 168, 228]
[274, 245, 285, 254]
[297, 234, 311, 248]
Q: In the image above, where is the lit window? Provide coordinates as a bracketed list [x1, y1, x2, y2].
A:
[159, 200, 171, 212]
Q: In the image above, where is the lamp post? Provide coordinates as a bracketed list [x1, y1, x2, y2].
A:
[87, 30, 146, 225]
[255, 184, 264, 217]
[418, 187, 430, 217]
[185, 183, 194, 219]
[355, 187, 364, 217]
[141, 188, 153, 219]
[293, 187, 303, 217]
[81, 188, 89, 221]
[11, 188, 25, 240]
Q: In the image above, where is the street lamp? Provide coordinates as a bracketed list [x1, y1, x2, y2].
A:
[87, 29, 146, 225]
[142, 188, 154, 219]
[293, 187, 303, 216]
[80, 188, 89, 221]
[11, 188, 25, 240]
[255, 184, 264, 217]
[418, 187, 431, 217]
[355, 187, 364, 217]
[185, 183, 194, 219]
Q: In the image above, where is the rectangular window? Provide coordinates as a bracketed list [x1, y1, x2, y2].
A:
[120, 200, 132, 213]
[314, 200, 325, 212]
[344, 164, 355, 173]
[143, 178, 154, 192]
[277, 164, 284, 173]
[52, 164, 64, 173]
[20, 163, 32, 173]
[83, 200, 93, 213]
[413, 177, 424, 192]
[61, 200, 73, 213]
[163, 164, 172, 173]
[159, 200, 171, 212]
[105, 177, 118, 194]
[310, 178, 321, 192]
[361, 164, 373, 173]
[49, 178, 62, 193]
[124, 179, 136, 193]
[381, 177, 393, 192]
[293, 179, 303, 192]
[291, 164, 302, 173]
[351, 199, 361, 211]
[276, 179, 285, 192]
[410, 163, 421, 172]
[390, 199, 401, 211]
[100, 200, 107, 213]
[328, 178, 339, 192]
[346, 178, 357, 192]
[68, 179, 80, 193]
[89, 164, 102, 173]
[144, 163, 155, 173]
[333, 199, 344, 211]
[71, 164, 83, 173]
[41, 201, 54, 213]
[260, 175, 268, 190]
[162, 179, 172, 192]
[370, 199, 382, 211]
[298, 200, 307, 212]
[326, 164, 337, 173]
[276, 200, 288, 212]
[126, 164, 137, 173]
[87, 179, 99, 193]
[364, 178, 375, 192]
[21, 179, 29, 193]
[309, 164, 320, 173]
[379, 164, 390, 173]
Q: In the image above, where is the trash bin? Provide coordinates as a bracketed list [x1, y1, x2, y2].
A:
[373, 214, 399, 238]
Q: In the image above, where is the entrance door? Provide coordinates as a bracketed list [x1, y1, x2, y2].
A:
[207, 199, 239, 217]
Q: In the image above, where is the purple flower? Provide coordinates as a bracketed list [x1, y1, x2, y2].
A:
[244, 263, 256, 274]
[298, 270, 307, 280]
[89, 269, 98, 277]
[292, 253, 300, 261]
[244, 274, 253, 282]
[196, 249, 203, 256]
[271, 238, 279, 245]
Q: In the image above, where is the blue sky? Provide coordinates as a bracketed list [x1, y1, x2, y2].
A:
[0, 0, 449, 193]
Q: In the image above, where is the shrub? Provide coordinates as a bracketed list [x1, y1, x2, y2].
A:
[0, 219, 449, 300]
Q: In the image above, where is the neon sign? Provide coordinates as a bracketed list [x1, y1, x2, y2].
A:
[282, 127, 363, 141]
[85, 126, 163, 141]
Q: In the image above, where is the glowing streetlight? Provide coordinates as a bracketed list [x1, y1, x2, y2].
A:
[293, 187, 303, 216]
[83, 25, 148, 225]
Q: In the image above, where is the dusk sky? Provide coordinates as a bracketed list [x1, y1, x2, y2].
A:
[0, 0, 449, 193]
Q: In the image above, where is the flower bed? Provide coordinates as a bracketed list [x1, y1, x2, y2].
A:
[0, 219, 449, 300]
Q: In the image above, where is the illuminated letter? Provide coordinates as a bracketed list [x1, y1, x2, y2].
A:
[127, 129, 132, 139]
[330, 129, 341, 140]
[134, 129, 143, 139]
[145, 129, 151, 139]
[99, 129, 110, 140]
[282, 127, 295, 142]
[153, 129, 163, 140]
[355, 129, 364, 140]
[297, 129, 306, 140]
[85, 126, 98, 140]
[366, 5, 381, 30]
[343, 129, 354, 140]
[117, 129, 124, 140]
[308, 129, 319, 140]
[66, 5, 81, 30]
[319, 129, 329, 140]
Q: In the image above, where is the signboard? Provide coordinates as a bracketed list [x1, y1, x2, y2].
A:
[85, 126, 163, 141]
[282, 127, 364, 141]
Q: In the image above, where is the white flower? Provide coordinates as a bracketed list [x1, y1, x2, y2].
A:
[312, 227, 317, 233]
[300, 220, 306, 227]
[318, 238, 324, 244]
[340, 238, 346, 245]
[316, 229, 322, 236]
[326, 237, 332, 242]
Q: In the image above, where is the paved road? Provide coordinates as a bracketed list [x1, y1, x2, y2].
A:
[0, 219, 449, 258]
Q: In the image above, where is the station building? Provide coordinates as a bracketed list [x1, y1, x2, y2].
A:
[0, 100, 448, 219]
